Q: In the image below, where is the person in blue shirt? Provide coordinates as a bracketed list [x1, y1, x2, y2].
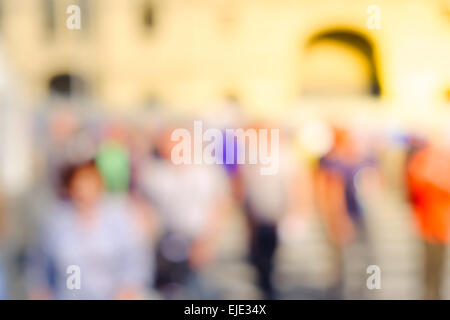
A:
[26, 160, 152, 299]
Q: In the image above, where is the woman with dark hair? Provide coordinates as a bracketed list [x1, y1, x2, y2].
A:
[27, 160, 152, 299]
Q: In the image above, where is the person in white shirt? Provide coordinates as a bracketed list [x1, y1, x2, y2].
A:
[139, 127, 231, 298]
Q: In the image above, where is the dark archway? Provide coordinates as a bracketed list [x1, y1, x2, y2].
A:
[48, 73, 87, 98]
[303, 29, 381, 97]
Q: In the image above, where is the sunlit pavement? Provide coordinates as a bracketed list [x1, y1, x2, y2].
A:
[209, 190, 450, 300]
[5, 187, 450, 300]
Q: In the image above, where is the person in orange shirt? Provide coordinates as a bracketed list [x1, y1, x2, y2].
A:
[407, 138, 450, 299]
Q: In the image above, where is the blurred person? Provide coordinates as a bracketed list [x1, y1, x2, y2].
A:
[203, 98, 246, 205]
[127, 120, 157, 194]
[315, 127, 379, 298]
[26, 160, 152, 299]
[218, 99, 245, 204]
[0, 191, 7, 299]
[35, 106, 82, 191]
[96, 122, 130, 194]
[24, 111, 96, 261]
[96, 120, 159, 297]
[238, 124, 305, 299]
[138, 125, 231, 299]
[0, 105, 85, 299]
[406, 135, 450, 300]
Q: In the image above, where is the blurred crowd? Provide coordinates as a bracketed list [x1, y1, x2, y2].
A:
[0, 98, 450, 300]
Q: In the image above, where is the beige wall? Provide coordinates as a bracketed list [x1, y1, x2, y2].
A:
[0, 0, 448, 116]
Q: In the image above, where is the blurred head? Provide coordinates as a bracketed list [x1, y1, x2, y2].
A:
[332, 127, 351, 149]
[246, 121, 283, 148]
[103, 121, 128, 144]
[332, 126, 363, 159]
[157, 125, 183, 160]
[64, 161, 104, 211]
[49, 107, 79, 143]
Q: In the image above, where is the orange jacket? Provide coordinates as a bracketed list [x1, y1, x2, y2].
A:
[407, 146, 450, 243]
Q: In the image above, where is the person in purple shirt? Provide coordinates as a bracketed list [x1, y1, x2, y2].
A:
[316, 127, 379, 298]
